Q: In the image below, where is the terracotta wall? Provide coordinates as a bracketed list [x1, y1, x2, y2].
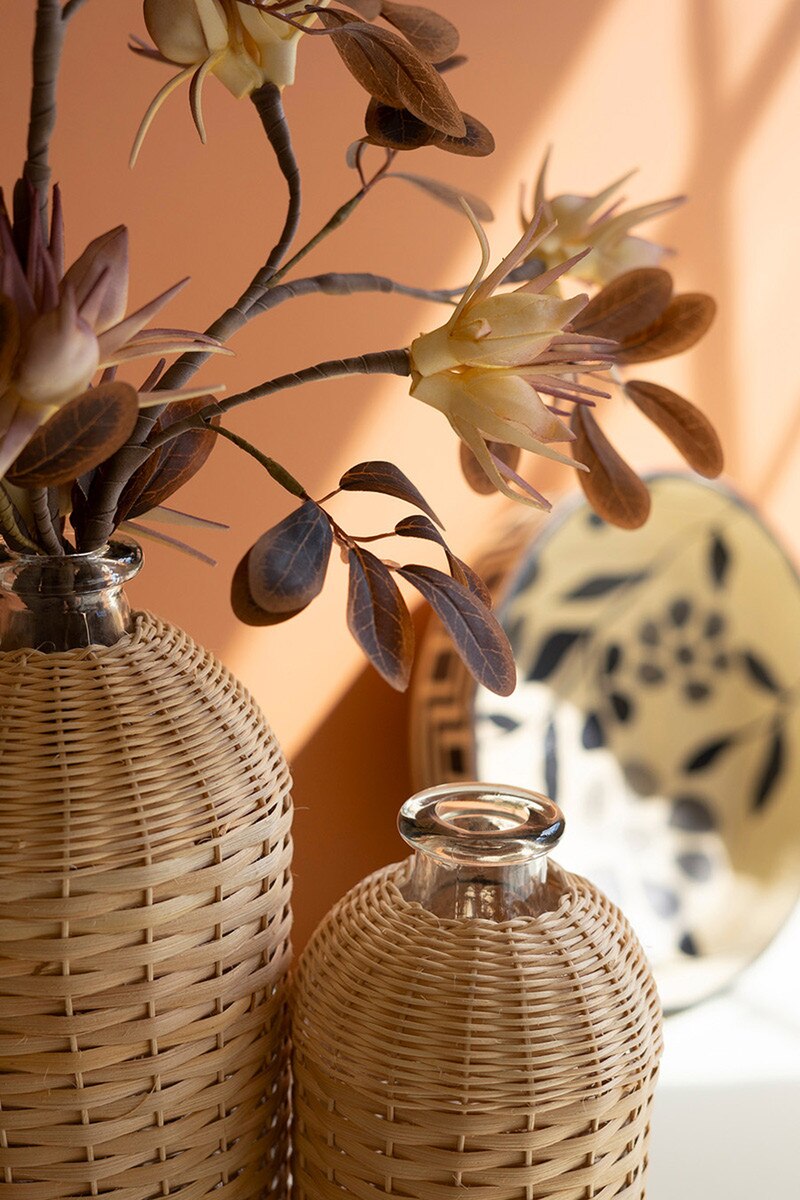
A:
[1, 0, 798, 945]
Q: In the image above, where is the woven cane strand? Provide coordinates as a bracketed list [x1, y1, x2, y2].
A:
[0, 613, 293, 1199]
[292, 862, 662, 1199]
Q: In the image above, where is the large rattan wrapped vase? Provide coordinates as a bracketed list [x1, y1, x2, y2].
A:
[0, 539, 293, 1199]
[292, 783, 663, 1199]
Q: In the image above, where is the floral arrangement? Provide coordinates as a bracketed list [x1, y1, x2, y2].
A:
[0, 0, 722, 695]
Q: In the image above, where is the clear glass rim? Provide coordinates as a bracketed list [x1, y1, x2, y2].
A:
[398, 782, 565, 867]
[0, 535, 142, 593]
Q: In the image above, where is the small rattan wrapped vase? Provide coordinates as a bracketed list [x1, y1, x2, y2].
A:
[292, 783, 663, 1199]
[0, 540, 293, 1199]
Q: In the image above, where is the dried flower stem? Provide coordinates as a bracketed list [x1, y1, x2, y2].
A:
[223, 346, 411, 411]
[151, 106, 388, 402]
[269, 165, 391, 283]
[84, 104, 392, 547]
[146, 352, 412, 460]
[247, 83, 302, 293]
[210, 426, 307, 498]
[61, 0, 89, 19]
[146, 84, 302, 406]
[148, 349, 411, 450]
[26, 0, 67, 223]
[247, 271, 461, 316]
[79, 448, 154, 552]
[29, 487, 64, 555]
[0, 486, 39, 554]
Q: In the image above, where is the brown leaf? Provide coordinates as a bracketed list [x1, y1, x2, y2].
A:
[625, 380, 723, 478]
[390, 171, 493, 219]
[435, 54, 467, 74]
[116, 396, 218, 522]
[398, 563, 515, 695]
[339, 460, 443, 526]
[459, 440, 520, 494]
[248, 501, 333, 613]
[570, 406, 651, 529]
[318, 9, 466, 136]
[572, 268, 673, 341]
[430, 111, 494, 157]
[0, 294, 21, 392]
[380, 1, 460, 62]
[615, 293, 716, 364]
[7, 382, 139, 487]
[395, 513, 492, 605]
[346, 0, 383, 15]
[348, 546, 415, 690]
[365, 98, 436, 149]
[231, 551, 304, 627]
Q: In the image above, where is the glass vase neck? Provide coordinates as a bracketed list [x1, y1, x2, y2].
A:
[0, 537, 142, 652]
[398, 783, 566, 920]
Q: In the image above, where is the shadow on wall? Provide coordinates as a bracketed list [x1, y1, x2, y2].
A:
[290, 654, 415, 950]
[287, 0, 800, 945]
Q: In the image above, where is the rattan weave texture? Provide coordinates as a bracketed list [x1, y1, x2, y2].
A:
[292, 861, 663, 1199]
[0, 613, 293, 1199]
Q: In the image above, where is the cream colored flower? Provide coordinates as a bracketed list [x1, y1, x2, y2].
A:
[409, 206, 612, 507]
[524, 151, 685, 287]
[132, 0, 330, 163]
[0, 188, 226, 479]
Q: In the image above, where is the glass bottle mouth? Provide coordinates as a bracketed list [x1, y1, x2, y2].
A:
[0, 535, 142, 597]
[399, 782, 565, 868]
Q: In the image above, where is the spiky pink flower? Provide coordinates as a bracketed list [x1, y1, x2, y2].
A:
[0, 187, 227, 479]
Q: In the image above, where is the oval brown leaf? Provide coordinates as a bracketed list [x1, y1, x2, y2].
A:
[571, 406, 651, 529]
[318, 10, 466, 136]
[625, 380, 723, 478]
[248, 501, 333, 614]
[340, 460, 443, 527]
[459, 440, 520, 495]
[395, 513, 492, 606]
[365, 99, 436, 149]
[348, 546, 415, 690]
[430, 111, 495, 157]
[7, 382, 139, 487]
[346, 0, 383, 15]
[0, 294, 21, 391]
[571, 268, 673, 341]
[398, 563, 515, 695]
[116, 396, 218, 522]
[380, 1, 460, 63]
[616, 293, 716, 364]
[435, 53, 467, 74]
[231, 551, 305, 627]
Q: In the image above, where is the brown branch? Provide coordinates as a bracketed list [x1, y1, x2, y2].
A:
[210, 425, 307, 498]
[0, 485, 39, 553]
[29, 487, 64, 555]
[78, 445, 153, 552]
[147, 349, 412, 449]
[84, 122, 390, 548]
[26, 0, 67, 224]
[145, 84, 303, 402]
[61, 0, 89, 19]
[247, 83, 303, 294]
[246, 271, 461, 316]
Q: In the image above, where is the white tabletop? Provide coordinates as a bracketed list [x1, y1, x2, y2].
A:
[648, 901, 800, 1198]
